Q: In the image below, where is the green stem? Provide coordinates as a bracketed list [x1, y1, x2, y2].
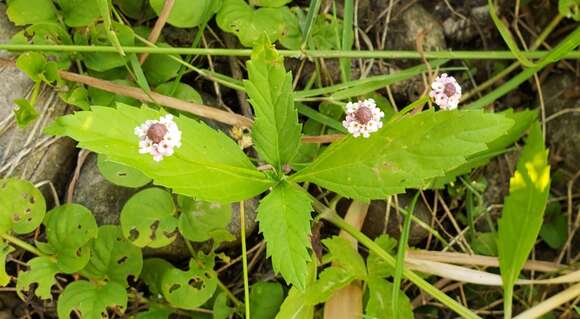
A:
[1, 234, 44, 256]
[392, 191, 421, 318]
[240, 201, 251, 319]
[320, 211, 481, 319]
[1, 44, 580, 60]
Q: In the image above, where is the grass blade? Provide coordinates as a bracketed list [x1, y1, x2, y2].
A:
[339, 0, 353, 83]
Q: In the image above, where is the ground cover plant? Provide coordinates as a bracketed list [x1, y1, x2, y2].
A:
[0, 0, 579, 318]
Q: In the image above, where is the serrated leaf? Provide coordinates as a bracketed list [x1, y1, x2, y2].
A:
[160, 258, 218, 310]
[57, 0, 101, 27]
[0, 242, 14, 286]
[431, 109, 537, 188]
[367, 235, 396, 278]
[217, 0, 289, 47]
[45, 104, 273, 203]
[304, 267, 354, 305]
[0, 178, 46, 235]
[323, 236, 367, 278]
[365, 278, 414, 319]
[177, 197, 234, 243]
[257, 182, 312, 289]
[121, 188, 177, 248]
[292, 110, 514, 201]
[150, 0, 221, 28]
[44, 204, 98, 273]
[6, 0, 57, 25]
[13, 98, 39, 128]
[97, 154, 152, 188]
[83, 225, 143, 286]
[16, 257, 59, 300]
[498, 122, 550, 317]
[245, 40, 301, 170]
[57, 280, 128, 319]
[250, 282, 285, 319]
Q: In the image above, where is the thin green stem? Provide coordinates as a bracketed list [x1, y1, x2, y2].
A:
[1, 234, 44, 256]
[320, 211, 481, 319]
[392, 191, 421, 318]
[240, 201, 251, 319]
[1, 44, 580, 60]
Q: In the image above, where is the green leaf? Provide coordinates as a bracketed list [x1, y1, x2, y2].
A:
[142, 43, 182, 86]
[83, 225, 143, 286]
[75, 22, 135, 72]
[161, 258, 218, 310]
[16, 256, 59, 300]
[365, 278, 414, 319]
[150, 0, 222, 28]
[0, 178, 46, 235]
[97, 154, 152, 188]
[217, 0, 290, 47]
[57, 0, 101, 27]
[431, 109, 537, 188]
[213, 293, 233, 319]
[61, 86, 91, 111]
[540, 206, 568, 249]
[323, 236, 367, 278]
[141, 258, 173, 295]
[367, 235, 397, 278]
[13, 98, 39, 128]
[57, 280, 128, 319]
[293, 110, 513, 201]
[303, 267, 354, 305]
[177, 197, 234, 243]
[136, 305, 173, 319]
[0, 242, 14, 286]
[276, 287, 314, 319]
[6, 0, 57, 25]
[45, 104, 273, 202]
[471, 232, 498, 257]
[115, 0, 156, 20]
[250, 282, 285, 319]
[155, 82, 202, 104]
[16, 52, 46, 82]
[121, 188, 177, 248]
[245, 39, 301, 170]
[559, 0, 580, 20]
[498, 122, 550, 317]
[251, 0, 292, 7]
[257, 182, 312, 289]
[43, 204, 98, 273]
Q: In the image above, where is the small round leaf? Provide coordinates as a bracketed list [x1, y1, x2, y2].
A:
[142, 43, 182, 86]
[150, 0, 222, 28]
[57, 280, 128, 319]
[97, 154, 151, 188]
[0, 178, 46, 235]
[177, 197, 233, 243]
[161, 258, 218, 310]
[121, 188, 177, 248]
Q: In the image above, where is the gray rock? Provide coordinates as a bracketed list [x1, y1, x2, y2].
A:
[0, 3, 19, 59]
[362, 193, 432, 245]
[387, 4, 447, 52]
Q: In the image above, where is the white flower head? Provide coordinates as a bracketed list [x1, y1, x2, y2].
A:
[135, 114, 182, 162]
[342, 98, 385, 138]
[429, 73, 462, 110]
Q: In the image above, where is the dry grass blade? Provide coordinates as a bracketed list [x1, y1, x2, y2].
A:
[513, 282, 580, 319]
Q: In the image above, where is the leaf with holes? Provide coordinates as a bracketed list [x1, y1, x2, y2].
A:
[57, 280, 128, 319]
[83, 225, 143, 286]
[498, 122, 550, 317]
[257, 182, 312, 289]
[6, 0, 57, 25]
[97, 154, 152, 188]
[135, 304, 173, 319]
[121, 188, 177, 248]
[217, 0, 290, 47]
[45, 104, 273, 203]
[42, 204, 98, 273]
[245, 39, 301, 170]
[177, 196, 234, 243]
[16, 257, 59, 300]
[150, 0, 222, 28]
[141, 258, 173, 295]
[0, 178, 46, 235]
[0, 242, 14, 287]
[292, 110, 514, 201]
[160, 257, 218, 310]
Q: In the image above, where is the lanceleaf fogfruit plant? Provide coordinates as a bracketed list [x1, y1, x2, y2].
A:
[46, 40, 515, 290]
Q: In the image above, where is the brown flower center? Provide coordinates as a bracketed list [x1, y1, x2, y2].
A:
[443, 83, 457, 97]
[354, 106, 373, 125]
[147, 123, 168, 144]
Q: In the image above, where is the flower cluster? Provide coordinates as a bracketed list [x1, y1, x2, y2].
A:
[135, 114, 182, 162]
[342, 99, 385, 138]
[429, 73, 462, 110]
